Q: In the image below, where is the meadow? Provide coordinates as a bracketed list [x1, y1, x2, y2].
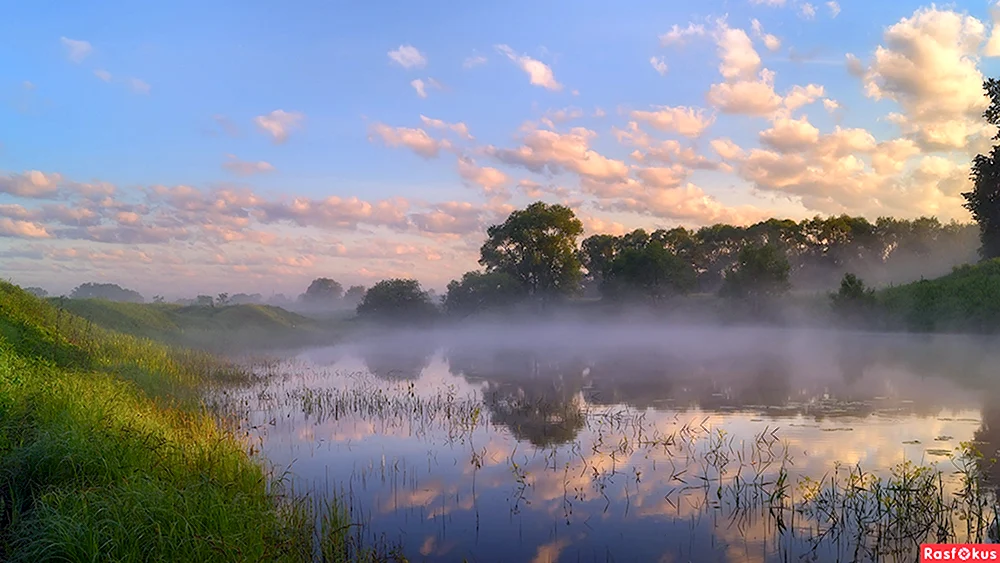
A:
[0, 281, 379, 562]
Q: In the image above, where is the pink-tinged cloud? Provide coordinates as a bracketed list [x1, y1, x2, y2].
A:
[0, 171, 62, 198]
[0, 218, 51, 238]
[222, 154, 276, 176]
[369, 123, 452, 158]
[254, 110, 304, 143]
[457, 156, 510, 198]
[486, 126, 628, 182]
[628, 106, 715, 138]
[494, 44, 563, 91]
[419, 115, 474, 140]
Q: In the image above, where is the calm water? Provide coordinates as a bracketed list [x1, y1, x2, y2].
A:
[219, 326, 1000, 562]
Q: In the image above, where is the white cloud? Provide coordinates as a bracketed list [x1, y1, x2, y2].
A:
[60, 37, 92, 63]
[628, 105, 715, 137]
[750, 19, 781, 52]
[799, 3, 817, 20]
[707, 69, 824, 117]
[411, 78, 427, 98]
[463, 54, 487, 68]
[823, 98, 840, 112]
[94, 69, 112, 82]
[759, 116, 821, 152]
[495, 44, 563, 91]
[782, 83, 825, 112]
[486, 125, 628, 182]
[707, 70, 783, 115]
[613, 121, 718, 169]
[749, 0, 786, 5]
[659, 23, 707, 46]
[254, 110, 304, 143]
[579, 214, 629, 236]
[860, 7, 990, 150]
[592, 179, 767, 226]
[388, 45, 427, 69]
[827, 1, 841, 17]
[650, 56, 668, 75]
[716, 23, 761, 80]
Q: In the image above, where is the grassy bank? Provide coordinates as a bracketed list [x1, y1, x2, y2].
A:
[53, 298, 347, 353]
[0, 282, 356, 561]
[877, 258, 1000, 333]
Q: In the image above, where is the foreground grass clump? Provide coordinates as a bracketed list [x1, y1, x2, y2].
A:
[0, 281, 345, 561]
[878, 258, 1000, 332]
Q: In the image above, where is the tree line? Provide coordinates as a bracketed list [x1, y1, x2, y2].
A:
[339, 202, 980, 321]
[39, 205, 980, 321]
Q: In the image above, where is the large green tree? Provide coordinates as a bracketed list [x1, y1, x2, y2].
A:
[443, 271, 524, 316]
[602, 243, 697, 302]
[579, 234, 619, 288]
[719, 243, 791, 302]
[479, 202, 584, 298]
[964, 79, 1000, 259]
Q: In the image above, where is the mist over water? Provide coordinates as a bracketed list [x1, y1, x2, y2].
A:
[220, 323, 1000, 562]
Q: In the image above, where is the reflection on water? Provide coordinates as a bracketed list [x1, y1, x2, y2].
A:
[218, 328, 1000, 562]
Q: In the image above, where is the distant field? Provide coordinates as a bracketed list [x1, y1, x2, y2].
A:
[51, 299, 348, 352]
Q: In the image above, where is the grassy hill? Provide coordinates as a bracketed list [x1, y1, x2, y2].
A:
[877, 259, 1000, 333]
[52, 298, 343, 352]
[0, 281, 347, 561]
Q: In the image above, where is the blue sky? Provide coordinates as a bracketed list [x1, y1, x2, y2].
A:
[1, 0, 998, 297]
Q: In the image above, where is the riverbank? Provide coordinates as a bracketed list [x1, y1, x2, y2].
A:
[52, 297, 350, 353]
[0, 282, 354, 561]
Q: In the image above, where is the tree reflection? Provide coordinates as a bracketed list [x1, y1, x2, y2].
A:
[447, 347, 587, 447]
[584, 348, 680, 410]
[358, 339, 436, 380]
[973, 404, 1000, 485]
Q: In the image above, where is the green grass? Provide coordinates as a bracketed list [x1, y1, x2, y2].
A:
[0, 281, 365, 561]
[878, 258, 1000, 333]
[53, 298, 343, 353]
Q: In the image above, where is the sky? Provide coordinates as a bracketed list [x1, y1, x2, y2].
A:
[2, 0, 999, 298]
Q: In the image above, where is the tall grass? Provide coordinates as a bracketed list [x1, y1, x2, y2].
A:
[0, 281, 369, 561]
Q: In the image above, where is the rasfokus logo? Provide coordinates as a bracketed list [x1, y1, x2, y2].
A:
[921, 544, 1000, 561]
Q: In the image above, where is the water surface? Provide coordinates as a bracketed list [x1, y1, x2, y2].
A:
[220, 326, 1000, 562]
